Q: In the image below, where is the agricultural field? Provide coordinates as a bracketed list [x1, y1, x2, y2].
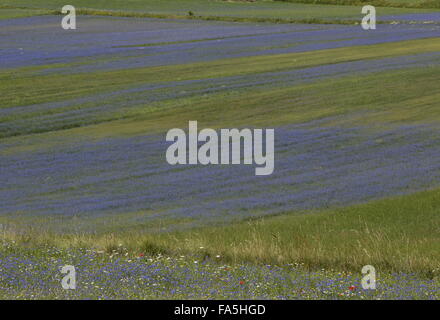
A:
[0, 0, 439, 300]
[0, 0, 439, 22]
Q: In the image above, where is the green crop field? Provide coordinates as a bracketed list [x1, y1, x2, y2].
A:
[1, 0, 438, 23]
[0, 0, 439, 300]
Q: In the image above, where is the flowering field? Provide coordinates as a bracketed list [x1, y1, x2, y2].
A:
[0, 1, 439, 299]
[1, 242, 439, 300]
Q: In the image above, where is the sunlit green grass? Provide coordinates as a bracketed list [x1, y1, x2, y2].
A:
[2, 66, 439, 157]
[1, 38, 439, 145]
[278, 0, 439, 9]
[0, 0, 437, 23]
[0, 8, 53, 19]
[3, 37, 439, 110]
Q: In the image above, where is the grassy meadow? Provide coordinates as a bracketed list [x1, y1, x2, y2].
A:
[0, 0, 439, 299]
[277, 0, 440, 9]
[3, 188, 439, 276]
[0, 0, 439, 23]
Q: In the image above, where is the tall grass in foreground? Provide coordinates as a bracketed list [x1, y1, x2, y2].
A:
[276, 0, 440, 9]
[2, 188, 439, 277]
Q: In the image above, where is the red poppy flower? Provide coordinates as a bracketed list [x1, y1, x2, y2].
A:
[139, 253, 144, 257]
[239, 280, 245, 285]
[348, 285, 357, 291]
